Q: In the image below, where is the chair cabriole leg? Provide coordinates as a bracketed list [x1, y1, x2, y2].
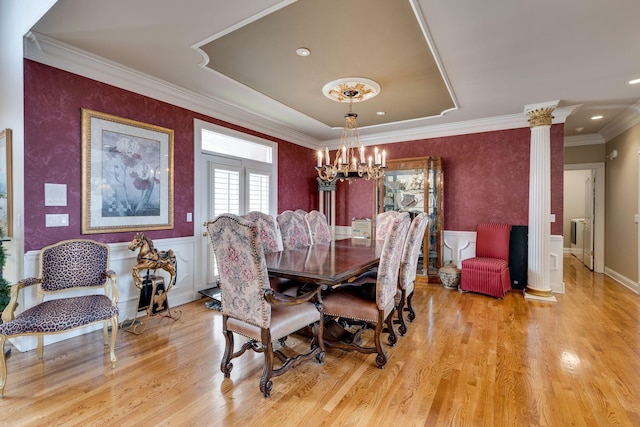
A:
[0, 335, 6, 397]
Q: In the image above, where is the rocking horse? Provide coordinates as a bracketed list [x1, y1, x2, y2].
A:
[128, 232, 177, 291]
[124, 232, 180, 334]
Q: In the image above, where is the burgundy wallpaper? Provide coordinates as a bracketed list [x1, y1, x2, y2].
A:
[23, 60, 315, 251]
[23, 60, 563, 251]
[335, 126, 564, 235]
[276, 142, 318, 213]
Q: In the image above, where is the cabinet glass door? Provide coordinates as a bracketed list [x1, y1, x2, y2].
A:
[378, 157, 443, 281]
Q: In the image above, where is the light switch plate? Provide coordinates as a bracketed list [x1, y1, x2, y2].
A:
[46, 214, 69, 227]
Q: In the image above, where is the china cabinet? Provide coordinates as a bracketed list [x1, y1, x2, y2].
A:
[378, 157, 444, 281]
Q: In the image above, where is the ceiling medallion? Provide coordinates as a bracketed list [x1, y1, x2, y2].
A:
[315, 77, 386, 183]
[322, 77, 381, 103]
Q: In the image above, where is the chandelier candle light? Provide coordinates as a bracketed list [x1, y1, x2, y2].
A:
[315, 78, 387, 182]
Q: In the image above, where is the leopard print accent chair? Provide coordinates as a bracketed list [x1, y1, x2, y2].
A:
[0, 239, 119, 397]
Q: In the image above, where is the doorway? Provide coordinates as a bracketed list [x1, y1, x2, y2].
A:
[563, 163, 604, 273]
[192, 119, 278, 297]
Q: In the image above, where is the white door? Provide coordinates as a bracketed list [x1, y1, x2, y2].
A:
[202, 155, 241, 285]
[193, 119, 277, 294]
[583, 171, 595, 270]
[200, 154, 273, 286]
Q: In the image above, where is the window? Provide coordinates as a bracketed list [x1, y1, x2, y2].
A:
[195, 120, 278, 283]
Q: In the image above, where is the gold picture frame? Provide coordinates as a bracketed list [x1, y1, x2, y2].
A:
[81, 109, 174, 234]
[0, 129, 12, 238]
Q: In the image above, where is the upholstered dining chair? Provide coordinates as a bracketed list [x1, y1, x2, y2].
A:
[0, 239, 119, 397]
[242, 211, 282, 253]
[348, 212, 428, 335]
[321, 212, 410, 369]
[375, 210, 401, 240]
[396, 212, 429, 335]
[276, 210, 312, 249]
[305, 210, 332, 244]
[242, 211, 300, 296]
[205, 214, 325, 397]
[460, 223, 513, 298]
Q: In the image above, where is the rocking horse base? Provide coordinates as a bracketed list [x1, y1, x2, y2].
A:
[123, 275, 181, 335]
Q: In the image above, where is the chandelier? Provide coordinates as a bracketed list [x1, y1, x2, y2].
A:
[315, 78, 387, 183]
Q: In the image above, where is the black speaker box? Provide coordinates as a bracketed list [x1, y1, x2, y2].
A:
[509, 225, 528, 289]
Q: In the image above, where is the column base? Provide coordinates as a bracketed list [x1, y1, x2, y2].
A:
[524, 287, 557, 302]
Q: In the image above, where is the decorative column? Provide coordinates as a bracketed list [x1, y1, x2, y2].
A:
[524, 102, 557, 302]
[317, 178, 336, 238]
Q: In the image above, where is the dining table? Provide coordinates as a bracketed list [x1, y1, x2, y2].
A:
[264, 237, 383, 343]
[263, 238, 382, 287]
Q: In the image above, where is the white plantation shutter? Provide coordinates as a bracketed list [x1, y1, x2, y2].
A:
[202, 143, 275, 283]
[248, 171, 270, 214]
[212, 167, 241, 216]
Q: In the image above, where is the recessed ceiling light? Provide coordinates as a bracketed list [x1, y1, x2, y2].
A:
[296, 47, 311, 57]
[376, 111, 386, 116]
[591, 115, 603, 120]
[575, 127, 584, 132]
[628, 78, 640, 85]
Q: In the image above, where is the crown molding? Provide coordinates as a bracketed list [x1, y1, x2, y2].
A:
[323, 105, 578, 147]
[23, 31, 321, 149]
[23, 31, 582, 152]
[598, 99, 640, 142]
[564, 134, 605, 147]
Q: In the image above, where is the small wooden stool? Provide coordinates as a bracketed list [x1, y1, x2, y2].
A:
[122, 274, 181, 334]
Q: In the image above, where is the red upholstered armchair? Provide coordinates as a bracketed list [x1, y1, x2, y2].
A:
[460, 223, 512, 298]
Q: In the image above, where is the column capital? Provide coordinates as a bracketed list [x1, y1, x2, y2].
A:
[524, 101, 559, 128]
[527, 107, 555, 128]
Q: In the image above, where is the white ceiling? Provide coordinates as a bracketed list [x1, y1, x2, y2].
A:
[28, 0, 640, 149]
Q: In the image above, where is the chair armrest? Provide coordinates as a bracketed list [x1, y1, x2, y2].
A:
[264, 285, 321, 306]
[1, 277, 41, 323]
[103, 270, 119, 304]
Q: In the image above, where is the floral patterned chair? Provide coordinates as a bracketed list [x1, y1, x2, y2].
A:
[375, 210, 401, 240]
[242, 211, 282, 253]
[346, 213, 427, 336]
[396, 212, 429, 335]
[0, 239, 119, 397]
[276, 210, 312, 249]
[205, 214, 325, 397]
[242, 211, 301, 296]
[305, 210, 332, 244]
[321, 212, 410, 369]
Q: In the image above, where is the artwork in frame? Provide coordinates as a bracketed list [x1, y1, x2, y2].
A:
[81, 109, 174, 234]
[0, 129, 12, 237]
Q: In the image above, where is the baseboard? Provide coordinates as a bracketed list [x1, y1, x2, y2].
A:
[604, 267, 640, 294]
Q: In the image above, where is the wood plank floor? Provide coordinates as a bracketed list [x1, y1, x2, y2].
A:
[2, 255, 640, 426]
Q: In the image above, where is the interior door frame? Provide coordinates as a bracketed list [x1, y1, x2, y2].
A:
[193, 119, 278, 294]
[583, 170, 595, 270]
[564, 162, 604, 273]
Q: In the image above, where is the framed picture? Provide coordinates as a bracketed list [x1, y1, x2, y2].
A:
[0, 129, 12, 238]
[81, 109, 174, 234]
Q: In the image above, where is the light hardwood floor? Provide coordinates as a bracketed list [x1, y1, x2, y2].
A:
[2, 255, 640, 426]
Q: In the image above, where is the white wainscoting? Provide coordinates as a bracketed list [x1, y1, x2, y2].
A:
[442, 230, 476, 269]
[11, 236, 196, 352]
[550, 235, 565, 294]
[442, 230, 564, 294]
